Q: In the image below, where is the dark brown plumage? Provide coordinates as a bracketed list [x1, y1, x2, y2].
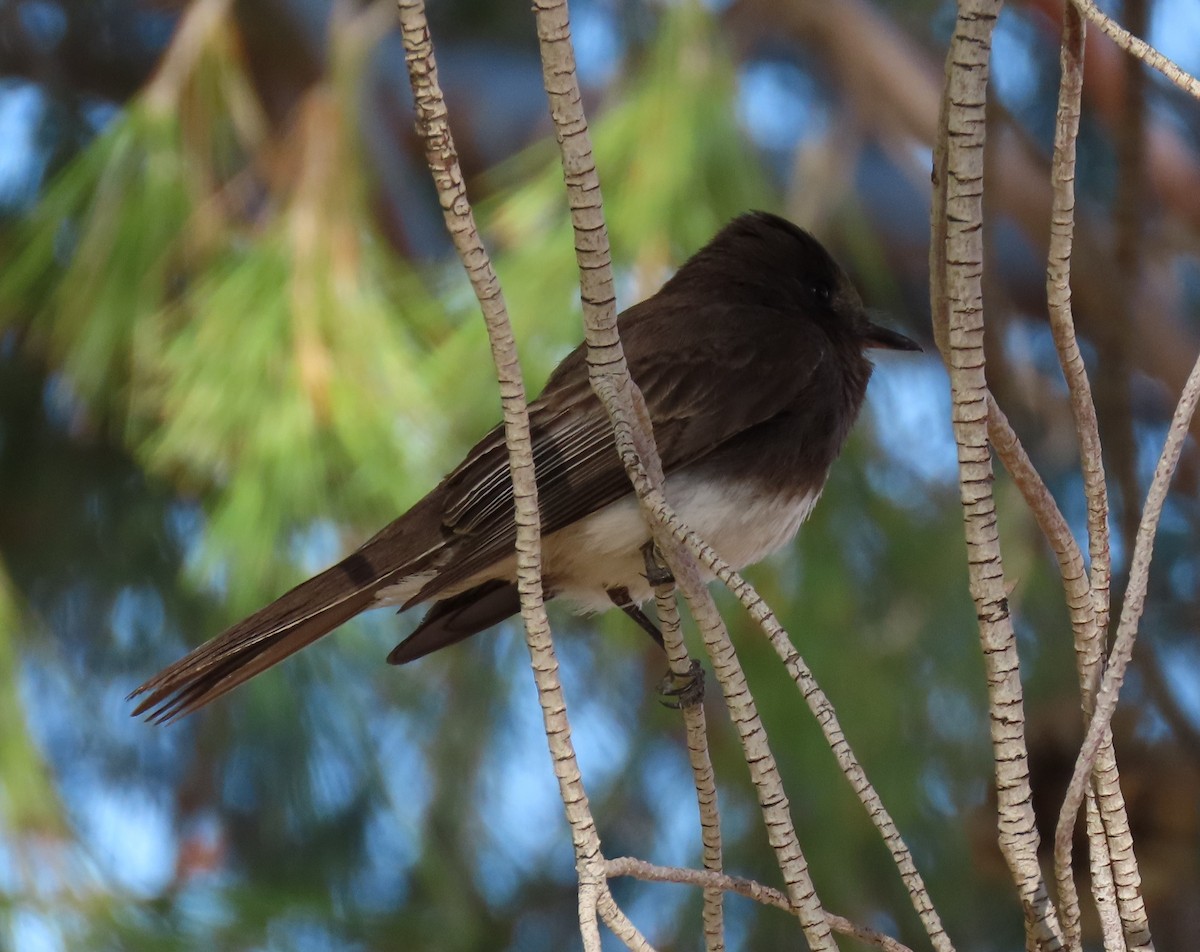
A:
[130, 211, 920, 722]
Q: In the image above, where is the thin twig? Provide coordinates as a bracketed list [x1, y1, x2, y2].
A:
[933, 1, 1065, 946]
[597, 886, 657, 951]
[1046, 2, 1110, 683]
[630, 495, 954, 951]
[605, 857, 915, 952]
[986, 399, 1126, 951]
[986, 399, 1094, 658]
[1045, 4, 1155, 943]
[396, 6, 608, 950]
[1040, 8, 1132, 945]
[651, 578, 725, 952]
[1070, 0, 1200, 99]
[1055, 354, 1200, 952]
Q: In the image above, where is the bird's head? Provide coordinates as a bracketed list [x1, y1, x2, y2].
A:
[671, 210, 922, 354]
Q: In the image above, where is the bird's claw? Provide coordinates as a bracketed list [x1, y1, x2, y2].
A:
[658, 659, 705, 709]
[640, 540, 675, 588]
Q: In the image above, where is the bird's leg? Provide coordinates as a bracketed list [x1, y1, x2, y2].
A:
[628, 543, 705, 708]
[606, 586, 664, 650]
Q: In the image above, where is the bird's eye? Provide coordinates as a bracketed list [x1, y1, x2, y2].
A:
[813, 283, 833, 305]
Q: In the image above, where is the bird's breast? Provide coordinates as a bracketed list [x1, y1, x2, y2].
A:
[543, 470, 822, 613]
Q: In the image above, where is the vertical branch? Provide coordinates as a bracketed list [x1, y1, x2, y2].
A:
[1047, 3, 1108, 679]
[1055, 353, 1200, 952]
[651, 578, 726, 952]
[1043, 10, 1100, 948]
[986, 400, 1123, 952]
[529, 2, 836, 946]
[933, 1, 1065, 946]
[395, 6, 610, 950]
[1099, 0, 1146, 583]
[1082, 796, 1124, 952]
[633, 508, 955, 952]
[1045, 5, 1150, 946]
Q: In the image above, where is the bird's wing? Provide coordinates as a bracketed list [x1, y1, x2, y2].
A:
[406, 301, 830, 604]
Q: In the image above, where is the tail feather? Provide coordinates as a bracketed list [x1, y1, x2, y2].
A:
[130, 561, 384, 723]
[387, 580, 521, 665]
[132, 493, 453, 722]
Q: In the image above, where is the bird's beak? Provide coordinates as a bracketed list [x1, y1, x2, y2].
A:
[862, 320, 922, 352]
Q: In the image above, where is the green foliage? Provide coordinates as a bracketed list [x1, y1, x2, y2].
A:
[0, 14, 459, 609]
[0, 107, 198, 412]
[0, 561, 66, 838]
[137, 231, 449, 606]
[0, 13, 261, 414]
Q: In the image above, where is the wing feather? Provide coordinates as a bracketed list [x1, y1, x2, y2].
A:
[408, 299, 829, 603]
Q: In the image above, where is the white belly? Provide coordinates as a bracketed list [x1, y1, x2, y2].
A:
[543, 473, 820, 613]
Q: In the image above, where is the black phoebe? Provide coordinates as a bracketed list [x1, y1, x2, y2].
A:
[131, 211, 920, 722]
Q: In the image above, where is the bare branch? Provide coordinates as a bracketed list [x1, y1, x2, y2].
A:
[1040, 9, 1123, 946]
[655, 495, 836, 947]
[630, 503, 954, 951]
[1070, 0, 1200, 99]
[605, 858, 916, 952]
[596, 888, 656, 951]
[1046, 3, 1110, 667]
[651, 573, 725, 951]
[1038, 5, 1159, 943]
[1083, 794, 1124, 952]
[986, 399, 1094, 656]
[933, 1, 1065, 946]
[1056, 352, 1200, 952]
[986, 397, 1129, 951]
[396, 6, 608, 949]
[578, 881, 603, 952]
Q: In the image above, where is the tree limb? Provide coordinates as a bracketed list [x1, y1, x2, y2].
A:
[1055, 352, 1200, 952]
[933, 1, 1065, 946]
[396, 6, 612, 949]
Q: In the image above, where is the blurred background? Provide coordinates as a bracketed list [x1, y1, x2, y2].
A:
[1, 0, 1199, 949]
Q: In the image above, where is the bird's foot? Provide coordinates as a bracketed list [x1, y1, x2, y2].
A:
[640, 540, 675, 588]
[658, 659, 705, 709]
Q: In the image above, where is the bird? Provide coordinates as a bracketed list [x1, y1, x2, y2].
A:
[130, 211, 921, 722]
